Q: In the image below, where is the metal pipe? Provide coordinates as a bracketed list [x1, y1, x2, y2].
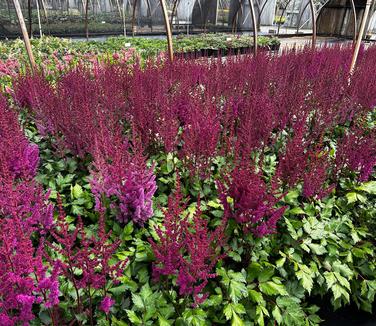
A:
[248, 0, 258, 55]
[231, 0, 243, 33]
[27, 0, 32, 37]
[309, 0, 316, 48]
[12, 0, 36, 72]
[170, 0, 180, 27]
[258, 0, 271, 30]
[85, 0, 89, 40]
[350, 0, 373, 73]
[296, 1, 309, 33]
[349, 0, 357, 44]
[36, 0, 43, 37]
[160, 0, 174, 61]
[131, 0, 138, 36]
[277, 0, 294, 36]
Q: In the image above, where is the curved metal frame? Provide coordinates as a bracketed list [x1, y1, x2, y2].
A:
[248, 0, 258, 55]
[350, 0, 357, 43]
[170, 0, 181, 27]
[230, 0, 258, 55]
[131, 0, 139, 35]
[277, 0, 294, 36]
[309, 0, 316, 48]
[295, 0, 316, 48]
[160, 0, 174, 61]
[296, 1, 310, 34]
[132, 0, 154, 35]
[232, 0, 244, 33]
[307, 0, 357, 43]
[258, 0, 272, 30]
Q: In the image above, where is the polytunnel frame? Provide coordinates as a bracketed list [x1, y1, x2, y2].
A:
[230, 0, 259, 55]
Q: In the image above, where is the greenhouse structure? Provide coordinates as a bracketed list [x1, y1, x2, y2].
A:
[0, 0, 376, 325]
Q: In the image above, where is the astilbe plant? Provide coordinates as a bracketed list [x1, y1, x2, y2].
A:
[302, 149, 334, 199]
[0, 95, 53, 231]
[46, 198, 127, 324]
[335, 123, 376, 182]
[221, 164, 287, 238]
[275, 118, 309, 188]
[150, 180, 226, 305]
[0, 217, 60, 326]
[90, 128, 157, 225]
[0, 95, 58, 325]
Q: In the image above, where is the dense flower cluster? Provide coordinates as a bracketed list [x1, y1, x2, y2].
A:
[150, 182, 226, 304]
[90, 130, 157, 225]
[12, 44, 376, 234]
[221, 164, 287, 237]
[0, 96, 58, 325]
[45, 199, 126, 322]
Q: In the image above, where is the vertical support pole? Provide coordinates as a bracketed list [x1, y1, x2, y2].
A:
[309, 0, 316, 48]
[170, 0, 180, 27]
[12, 0, 36, 72]
[132, 0, 138, 36]
[160, 0, 174, 61]
[350, 0, 357, 44]
[248, 0, 258, 55]
[36, 0, 43, 37]
[350, 0, 373, 73]
[85, 0, 89, 40]
[122, 0, 127, 37]
[27, 0, 32, 37]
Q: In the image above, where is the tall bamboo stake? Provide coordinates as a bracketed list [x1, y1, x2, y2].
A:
[160, 0, 174, 61]
[12, 0, 36, 72]
[350, 0, 373, 73]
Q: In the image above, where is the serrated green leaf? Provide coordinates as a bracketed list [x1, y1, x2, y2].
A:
[126, 310, 142, 324]
[307, 243, 327, 255]
[296, 270, 313, 294]
[259, 281, 288, 296]
[132, 293, 144, 310]
[346, 192, 358, 204]
[272, 306, 283, 324]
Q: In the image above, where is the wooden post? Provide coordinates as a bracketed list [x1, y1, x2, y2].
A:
[12, 0, 36, 72]
[350, 0, 373, 73]
[160, 0, 174, 61]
